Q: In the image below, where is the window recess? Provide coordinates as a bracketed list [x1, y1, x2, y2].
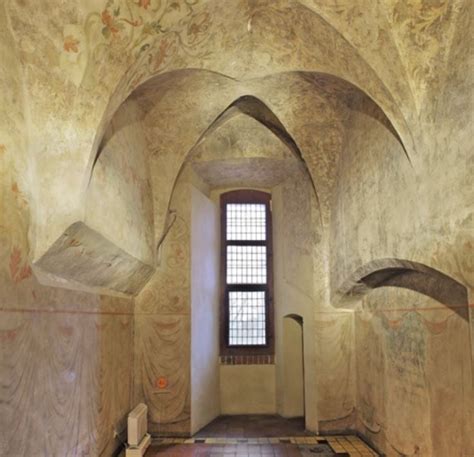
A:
[220, 190, 274, 357]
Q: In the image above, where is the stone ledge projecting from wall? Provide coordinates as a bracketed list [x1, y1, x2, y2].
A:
[33, 221, 154, 297]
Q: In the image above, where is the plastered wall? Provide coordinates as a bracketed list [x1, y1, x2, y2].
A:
[330, 60, 473, 455]
[190, 186, 220, 434]
[220, 365, 276, 415]
[273, 172, 324, 432]
[133, 172, 193, 436]
[280, 317, 305, 418]
[86, 99, 154, 266]
[134, 168, 222, 437]
[0, 11, 134, 456]
[1, 1, 472, 455]
[355, 289, 470, 456]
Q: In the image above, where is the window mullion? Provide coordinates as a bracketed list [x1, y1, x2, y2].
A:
[220, 190, 273, 355]
[225, 240, 266, 247]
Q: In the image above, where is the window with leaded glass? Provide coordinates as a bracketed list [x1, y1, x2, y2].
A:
[220, 190, 273, 356]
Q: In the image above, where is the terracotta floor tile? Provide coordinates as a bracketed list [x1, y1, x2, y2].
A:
[144, 415, 379, 457]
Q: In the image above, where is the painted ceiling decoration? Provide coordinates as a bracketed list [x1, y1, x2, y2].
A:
[1, 2, 472, 455]
[1, 0, 470, 297]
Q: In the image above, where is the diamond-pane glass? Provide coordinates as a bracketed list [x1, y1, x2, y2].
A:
[226, 204, 266, 241]
[228, 291, 266, 346]
[226, 246, 267, 284]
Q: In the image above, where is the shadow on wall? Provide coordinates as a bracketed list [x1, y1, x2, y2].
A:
[32, 68, 409, 299]
[282, 314, 305, 419]
[336, 258, 469, 319]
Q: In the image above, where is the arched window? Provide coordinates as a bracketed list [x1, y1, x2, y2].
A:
[220, 190, 274, 357]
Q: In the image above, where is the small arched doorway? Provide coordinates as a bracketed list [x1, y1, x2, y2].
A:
[281, 314, 305, 419]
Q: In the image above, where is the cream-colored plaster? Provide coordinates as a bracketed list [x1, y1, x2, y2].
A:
[134, 169, 193, 436]
[355, 288, 471, 456]
[272, 173, 322, 432]
[190, 186, 220, 434]
[8, 0, 430, 266]
[1, 1, 473, 454]
[86, 99, 154, 265]
[281, 317, 305, 418]
[220, 365, 276, 415]
[0, 7, 135, 455]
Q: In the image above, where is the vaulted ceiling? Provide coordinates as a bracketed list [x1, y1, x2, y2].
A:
[1, 0, 470, 296]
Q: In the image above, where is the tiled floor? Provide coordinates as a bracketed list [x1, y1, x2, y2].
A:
[195, 415, 310, 437]
[145, 415, 379, 457]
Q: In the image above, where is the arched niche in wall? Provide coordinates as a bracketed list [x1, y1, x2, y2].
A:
[335, 258, 469, 319]
[281, 314, 305, 419]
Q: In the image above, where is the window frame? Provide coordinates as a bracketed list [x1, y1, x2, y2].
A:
[219, 189, 274, 356]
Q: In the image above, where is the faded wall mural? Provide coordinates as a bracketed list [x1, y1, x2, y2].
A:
[0, 0, 472, 456]
[0, 36, 134, 457]
[355, 288, 471, 456]
[134, 169, 194, 436]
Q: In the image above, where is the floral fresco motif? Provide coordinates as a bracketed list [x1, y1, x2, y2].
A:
[64, 35, 80, 53]
[60, 0, 212, 88]
[9, 247, 32, 283]
[0, 153, 31, 287]
[0, 107, 136, 457]
[1, 0, 471, 454]
[384, 0, 463, 107]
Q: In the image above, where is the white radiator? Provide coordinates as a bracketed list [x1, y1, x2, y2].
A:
[126, 403, 151, 457]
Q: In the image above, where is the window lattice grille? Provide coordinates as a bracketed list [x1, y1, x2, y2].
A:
[226, 245, 267, 284]
[226, 204, 266, 241]
[222, 195, 271, 350]
[228, 291, 266, 346]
